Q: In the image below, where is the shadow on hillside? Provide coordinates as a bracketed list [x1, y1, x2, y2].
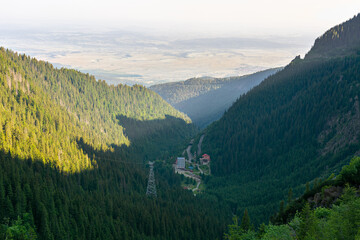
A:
[0, 148, 228, 240]
[116, 114, 194, 140]
[76, 114, 196, 166]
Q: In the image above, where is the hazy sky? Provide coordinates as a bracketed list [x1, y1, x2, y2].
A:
[2, 0, 360, 37]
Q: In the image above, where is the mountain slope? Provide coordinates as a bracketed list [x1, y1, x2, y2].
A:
[306, 13, 360, 59]
[224, 156, 360, 239]
[0, 48, 231, 239]
[201, 14, 360, 224]
[150, 77, 224, 105]
[0, 47, 192, 172]
[0, 149, 229, 240]
[150, 68, 280, 128]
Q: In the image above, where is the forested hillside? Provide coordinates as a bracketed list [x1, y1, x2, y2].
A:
[306, 13, 360, 59]
[150, 77, 223, 105]
[0, 48, 232, 239]
[0, 150, 230, 240]
[201, 14, 360, 224]
[0, 48, 191, 172]
[224, 156, 360, 239]
[150, 69, 279, 128]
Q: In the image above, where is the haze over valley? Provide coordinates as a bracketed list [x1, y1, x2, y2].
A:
[0, 29, 311, 86]
[2, 1, 357, 86]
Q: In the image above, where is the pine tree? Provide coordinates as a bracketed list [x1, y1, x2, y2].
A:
[240, 208, 251, 231]
[298, 203, 316, 240]
[224, 216, 241, 240]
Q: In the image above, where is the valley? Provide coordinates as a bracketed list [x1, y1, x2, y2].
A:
[1, 8, 360, 240]
[150, 68, 281, 128]
[0, 48, 228, 239]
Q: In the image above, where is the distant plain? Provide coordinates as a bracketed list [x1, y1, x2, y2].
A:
[0, 29, 312, 86]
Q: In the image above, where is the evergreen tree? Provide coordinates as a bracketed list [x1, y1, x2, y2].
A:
[240, 209, 251, 232]
[298, 203, 317, 240]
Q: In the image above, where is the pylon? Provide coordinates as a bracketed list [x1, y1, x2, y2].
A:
[146, 161, 157, 198]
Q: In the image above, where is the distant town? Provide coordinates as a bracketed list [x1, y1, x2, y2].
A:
[173, 135, 211, 193]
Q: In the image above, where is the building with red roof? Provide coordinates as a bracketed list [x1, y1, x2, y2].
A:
[200, 154, 210, 165]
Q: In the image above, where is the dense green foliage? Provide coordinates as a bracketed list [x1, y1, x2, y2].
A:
[224, 157, 360, 240]
[151, 69, 279, 128]
[202, 14, 360, 224]
[0, 47, 191, 172]
[272, 156, 360, 225]
[1, 213, 37, 239]
[206, 55, 360, 176]
[339, 154, 360, 185]
[203, 53, 360, 224]
[150, 77, 225, 105]
[0, 48, 232, 239]
[0, 150, 230, 240]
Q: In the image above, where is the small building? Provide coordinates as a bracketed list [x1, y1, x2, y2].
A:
[200, 154, 211, 165]
[176, 157, 185, 169]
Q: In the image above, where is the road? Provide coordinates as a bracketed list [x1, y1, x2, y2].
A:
[192, 179, 201, 192]
[186, 140, 194, 162]
[178, 138, 204, 193]
[197, 134, 205, 156]
[175, 168, 200, 181]
[175, 167, 201, 192]
[196, 164, 203, 174]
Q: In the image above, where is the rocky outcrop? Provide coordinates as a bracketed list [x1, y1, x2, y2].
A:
[308, 186, 343, 207]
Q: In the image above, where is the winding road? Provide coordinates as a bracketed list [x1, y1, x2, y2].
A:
[197, 135, 205, 156]
[196, 164, 203, 174]
[178, 136, 208, 193]
[192, 179, 201, 192]
[186, 141, 194, 162]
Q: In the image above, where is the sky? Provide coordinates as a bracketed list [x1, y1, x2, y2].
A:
[1, 1, 360, 85]
[2, 0, 360, 36]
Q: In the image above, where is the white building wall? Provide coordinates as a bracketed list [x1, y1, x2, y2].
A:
[176, 157, 185, 169]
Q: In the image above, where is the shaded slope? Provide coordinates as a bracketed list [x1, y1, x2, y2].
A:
[0, 149, 229, 240]
[174, 69, 280, 127]
[201, 14, 360, 224]
[224, 156, 360, 240]
[151, 68, 280, 128]
[150, 77, 224, 105]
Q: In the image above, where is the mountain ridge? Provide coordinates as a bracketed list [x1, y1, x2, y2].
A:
[151, 68, 280, 128]
[306, 13, 360, 59]
[200, 14, 360, 224]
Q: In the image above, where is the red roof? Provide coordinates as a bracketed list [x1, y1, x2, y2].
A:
[202, 154, 210, 160]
